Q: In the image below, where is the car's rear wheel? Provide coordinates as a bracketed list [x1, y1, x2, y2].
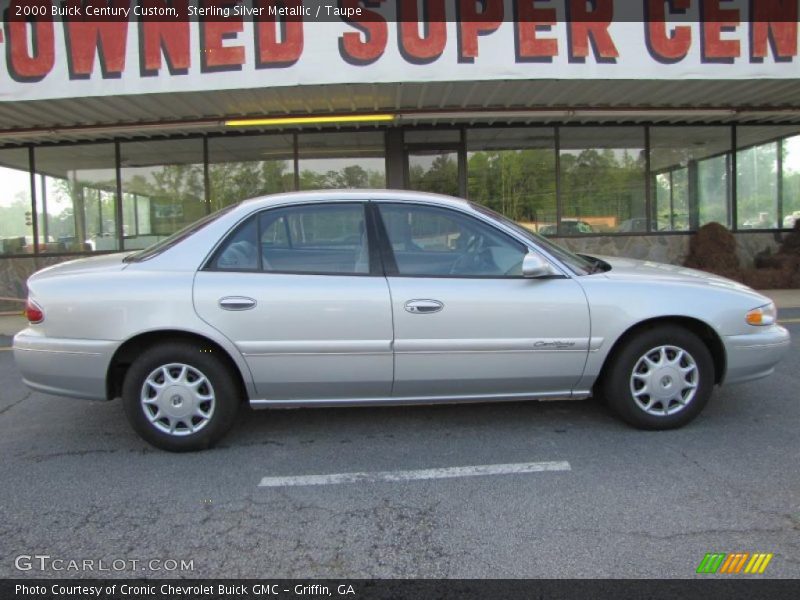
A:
[602, 326, 715, 430]
[121, 342, 240, 452]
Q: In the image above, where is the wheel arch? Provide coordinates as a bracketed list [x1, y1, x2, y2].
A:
[595, 316, 726, 392]
[106, 330, 250, 402]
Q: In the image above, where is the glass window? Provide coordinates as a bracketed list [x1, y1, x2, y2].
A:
[471, 202, 594, 276]
[698, 154, 731, 228]
[736, 126, 800, 230]
[212, 217, 259, 271]
[208, 134, 295, 211]
[467, 127, 556, 231]
[650, 127, 732, 231]
[467, 128, 556, 233]
[0, 149, 32, 256]
[784, 135, 800, 228]
[404, 129, 461, 197]
[122, 191, 152, 240]
[559, 127, 646, 234]
[261, 214, 289, 248]
[407, 150, 459, 196]
[653, 168, 689, 232]
[298, 132, 385, 190]
[378, 203, 526, 277]
[737, 139, 778, 229]
[128, 204, 237, 263]
[120, 139, 205, 250]
[34, 144, 118, 253]
[260, 203, 369, 274]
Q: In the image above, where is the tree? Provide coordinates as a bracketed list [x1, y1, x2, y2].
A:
[0, 193, 30, 240]
[209, 160, 291, 210]
[410, 154, 458, 196]
[299, 163, 383, 190]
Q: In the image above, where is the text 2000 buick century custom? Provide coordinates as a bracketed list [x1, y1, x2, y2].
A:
[13, 191, 790, 451]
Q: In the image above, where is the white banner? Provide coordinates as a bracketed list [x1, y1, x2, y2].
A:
[0, 0, 798, 102]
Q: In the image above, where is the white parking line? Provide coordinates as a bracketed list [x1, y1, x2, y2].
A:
[258, 460, 571, 488]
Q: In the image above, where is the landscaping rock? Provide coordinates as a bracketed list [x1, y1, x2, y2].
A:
[684, 222, 742, 280]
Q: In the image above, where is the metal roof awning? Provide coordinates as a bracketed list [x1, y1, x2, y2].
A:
[1, 79, 799, 146]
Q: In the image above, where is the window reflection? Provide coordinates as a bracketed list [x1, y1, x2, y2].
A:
[120, 139, 206, 250]
[784, 136, 800, 228]
[650, 127, 732, 231]
[298, 132, 385, 190]
[35, 144, 118, 253]
[737, 143, 777, 229]
[5, 125, 800, 262]
[654, 169, 689, 232]
[559, 128, 646, 234]
[736, 127, 800, 230]
[467, 128, 556, 234]
[697, 154, 731, 228]
[0, 149, 32, 256]
[208, 134, 294, 211]
[407, 150, 459, 197]
[378, 203, 526, 277]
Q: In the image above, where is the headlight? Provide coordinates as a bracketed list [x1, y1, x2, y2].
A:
[746, 302, 777, 326]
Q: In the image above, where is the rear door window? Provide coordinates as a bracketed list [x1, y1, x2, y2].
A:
[210, 203, 370, 275]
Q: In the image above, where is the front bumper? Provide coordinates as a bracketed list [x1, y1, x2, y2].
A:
[722, 325, 791, 385]
[12, 330, 117, 401]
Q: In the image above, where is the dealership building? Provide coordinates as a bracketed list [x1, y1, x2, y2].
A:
[1, 1, 800, 309]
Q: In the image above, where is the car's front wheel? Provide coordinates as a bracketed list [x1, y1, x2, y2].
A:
[602, 326, 715, 430]
[121, 342, 240, 451]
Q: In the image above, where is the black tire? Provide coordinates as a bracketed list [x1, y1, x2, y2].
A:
[602, 325, 715, 430]
[121, 342, 241, 452]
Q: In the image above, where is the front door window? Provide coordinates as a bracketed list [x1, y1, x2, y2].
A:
[377, 203, 527, 277]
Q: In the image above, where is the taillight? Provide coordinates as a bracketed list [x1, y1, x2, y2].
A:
[25, 299, 44, 324]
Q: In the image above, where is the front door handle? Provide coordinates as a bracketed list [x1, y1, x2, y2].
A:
[404, 299, 444, 314]
[219, 296, 257, 311]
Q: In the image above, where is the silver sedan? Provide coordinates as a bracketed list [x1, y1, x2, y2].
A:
[13, 191, 791, 451]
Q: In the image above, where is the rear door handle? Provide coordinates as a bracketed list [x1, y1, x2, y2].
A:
[219, 296, 257, 311]
[404, 299, 444, 314]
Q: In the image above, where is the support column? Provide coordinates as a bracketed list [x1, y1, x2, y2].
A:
[385, 128, 405, 189]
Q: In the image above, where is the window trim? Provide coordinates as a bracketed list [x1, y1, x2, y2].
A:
[203, 201, 379, 277]
[373, 201, 533, 280]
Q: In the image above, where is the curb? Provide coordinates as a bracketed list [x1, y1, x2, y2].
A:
[761, 290, 800, 310]
[0, 316, 26, 338]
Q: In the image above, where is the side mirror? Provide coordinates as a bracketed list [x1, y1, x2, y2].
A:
[522, 252, 555, 278]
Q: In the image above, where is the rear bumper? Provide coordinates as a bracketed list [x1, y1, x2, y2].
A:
[722, 325, 791, 385]
[12, 330, 117, 401]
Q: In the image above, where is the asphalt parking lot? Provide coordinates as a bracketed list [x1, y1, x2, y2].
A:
[1, 316, 799, 580]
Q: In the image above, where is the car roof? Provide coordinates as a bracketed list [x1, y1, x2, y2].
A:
[237, 189, 472, 211]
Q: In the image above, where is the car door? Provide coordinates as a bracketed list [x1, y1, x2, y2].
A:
[375, 202, 591, 399]
[194, 201, 393, 401]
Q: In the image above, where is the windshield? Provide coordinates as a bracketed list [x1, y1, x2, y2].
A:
[124, 203, 239, 263]
[470, 203, 595, 275]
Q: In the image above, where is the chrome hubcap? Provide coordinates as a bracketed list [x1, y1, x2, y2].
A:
[140, 363, 216, 436]
[630, 345, 698, 416]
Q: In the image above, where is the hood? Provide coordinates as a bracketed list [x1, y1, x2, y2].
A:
[29, 252, 132, 282]
[592, 255, 759, 294]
